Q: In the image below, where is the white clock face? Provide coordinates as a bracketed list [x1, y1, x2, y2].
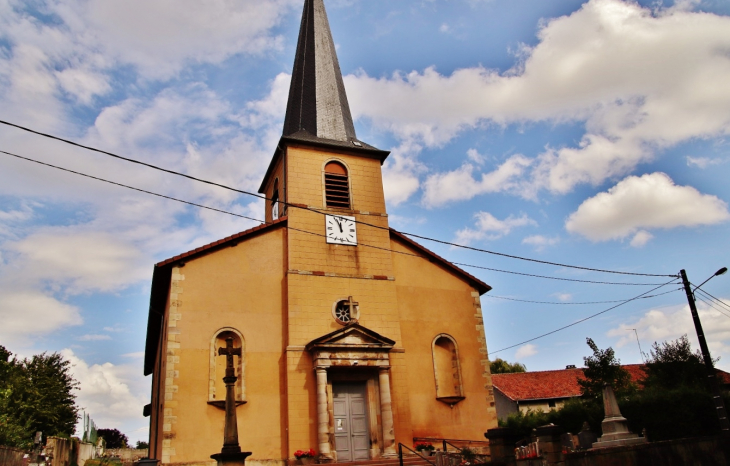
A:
[326, 215, 357, 245]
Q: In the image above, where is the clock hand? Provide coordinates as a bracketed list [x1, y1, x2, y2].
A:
[335, 218, 343, 233]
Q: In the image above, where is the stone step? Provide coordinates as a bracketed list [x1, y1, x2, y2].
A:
[331, 457, 433, 466]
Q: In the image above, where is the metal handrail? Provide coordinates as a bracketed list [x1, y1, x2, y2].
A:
[398, 443, 437, 466]
[412, 437, 490, 453]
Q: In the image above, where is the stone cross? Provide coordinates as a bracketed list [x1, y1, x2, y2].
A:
[345, 296, 358, 321]
[217, 337, 243, 455]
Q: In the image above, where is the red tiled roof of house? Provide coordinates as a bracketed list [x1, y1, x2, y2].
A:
[492, 364, 730, 402]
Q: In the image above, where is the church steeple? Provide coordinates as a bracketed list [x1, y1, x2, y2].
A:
[283, 0, 356, 142]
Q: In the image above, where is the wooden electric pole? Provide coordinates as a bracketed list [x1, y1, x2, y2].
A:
[680, 269, 730, 433]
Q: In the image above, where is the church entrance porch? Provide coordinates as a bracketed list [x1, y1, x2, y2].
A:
[333, 383, 369, 462]
[306, 324, 398, 462]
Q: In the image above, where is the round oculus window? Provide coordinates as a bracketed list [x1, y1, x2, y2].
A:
[332, 299, 359, 325]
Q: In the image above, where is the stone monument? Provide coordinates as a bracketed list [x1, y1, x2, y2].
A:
[592, 384, 646, 449]
[211, 337, 252, 466]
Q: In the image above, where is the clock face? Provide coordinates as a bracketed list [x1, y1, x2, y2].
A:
[326, 215, 357, 245]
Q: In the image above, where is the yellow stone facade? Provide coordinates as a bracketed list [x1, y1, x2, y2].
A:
[145, 141, 498, 466]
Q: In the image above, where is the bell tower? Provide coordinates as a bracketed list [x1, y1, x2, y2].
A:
[258, 0, 403, 459]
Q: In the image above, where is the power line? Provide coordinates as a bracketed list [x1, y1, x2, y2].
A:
[0, 120, 677, 278]
[0, 150, 264, 223]
[485, 287, 681, 305]
[694, 287, 730, 311]
[453, 262, 668, 286]
[403, 231, 675, 278]
[0, 147, 677, 288]
[489, 278, 679, 355]
[695, 295, 730, 320]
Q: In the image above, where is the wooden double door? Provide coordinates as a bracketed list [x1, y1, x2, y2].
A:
[333, 383, 369, 462]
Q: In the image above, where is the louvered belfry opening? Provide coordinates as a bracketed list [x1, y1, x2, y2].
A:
[324, 161, 350, 209]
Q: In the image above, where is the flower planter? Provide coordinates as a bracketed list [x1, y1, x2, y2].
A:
[298, 458, 315, 465]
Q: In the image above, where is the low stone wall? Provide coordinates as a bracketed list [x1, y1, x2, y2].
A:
[565, 435, 730, 466]
[105, 448, 149, 462]
[0, 445, 28, 466]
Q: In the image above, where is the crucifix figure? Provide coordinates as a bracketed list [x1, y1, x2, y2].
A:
[218, 337, 243, 454]
[345, 296, 358, 323]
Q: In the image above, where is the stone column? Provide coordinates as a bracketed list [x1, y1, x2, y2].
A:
[378, 368, 397, 457]
[316, 368, 333, 459]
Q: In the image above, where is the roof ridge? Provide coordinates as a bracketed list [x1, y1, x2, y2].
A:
[155, 217, 287, 267]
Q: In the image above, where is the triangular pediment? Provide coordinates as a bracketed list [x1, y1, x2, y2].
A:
[305, 323, 395, 351]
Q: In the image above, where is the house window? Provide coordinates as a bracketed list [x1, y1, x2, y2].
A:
[432, 334, 464, 404]
[324, 161, 350, 209]
[271, 179, 279, 220]
[208, 328, 245, 409]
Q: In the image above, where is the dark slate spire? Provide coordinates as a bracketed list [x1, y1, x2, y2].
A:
[283, 0, 357, 142]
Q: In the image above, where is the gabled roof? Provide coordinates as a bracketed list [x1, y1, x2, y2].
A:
[389, 228, 491, 295]
[144, 218, 287, 375]
[491, 364, 730, 402]
[305, 323, 395, 351]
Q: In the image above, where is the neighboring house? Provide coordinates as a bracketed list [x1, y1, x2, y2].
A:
[492, 364, 730, 420]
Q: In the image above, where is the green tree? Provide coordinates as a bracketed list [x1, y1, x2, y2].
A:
[642, 335, 707, 390]
[97, 428, 128, 449]
[490, 358, 527, 374]
[0, 345, 79, 448]
[578, 338, 635, 399]
[136, 440, 149, 449]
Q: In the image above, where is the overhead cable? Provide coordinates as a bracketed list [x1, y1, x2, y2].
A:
[0, 147, 678, 287]
[0, 124, 675, 277]
[489, 278, 680, 355]
[485, 288, 681, 305]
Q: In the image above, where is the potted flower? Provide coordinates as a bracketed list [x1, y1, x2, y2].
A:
[294, 449, 317, 465]
[414, 442, 435, 456]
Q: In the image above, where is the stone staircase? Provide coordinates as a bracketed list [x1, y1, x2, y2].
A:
[332, 456, 434, 466]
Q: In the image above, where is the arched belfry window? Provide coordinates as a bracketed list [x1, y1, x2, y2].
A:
[208, 328, 246, 409]
[324, 161, 350, 209]
[431, 334, 465, 406]
[271, 179, 280, 220]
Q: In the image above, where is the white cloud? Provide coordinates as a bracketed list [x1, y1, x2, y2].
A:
[629, 230, 653, 248]
[62, 349, 149, 442]
[522, 235, 560, 251]
[553, 293, 573, 302]
[607, 299, 730, 369]
[50, 0, 299, 80]
[565, 172, 729, 242]
[10, 231, 148, 294]
[0, 291, 82, 344]
[422, 154, 532, 207]
[382, 141, 426, 206]
[77, 334, 112, 341]
[455, 212, 536, 245]
[686, 156, 724, 169]
[345, 0, 730, 199]
[515, 344, 538, 359]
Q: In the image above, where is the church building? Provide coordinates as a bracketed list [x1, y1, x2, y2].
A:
[143, 1, 498, 464]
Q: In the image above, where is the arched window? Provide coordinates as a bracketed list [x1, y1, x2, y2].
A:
[431, 334, 465, 406]
[208, 328, 246, 409]
[271, 179, 279, 220]
[324, 161, 350, 209]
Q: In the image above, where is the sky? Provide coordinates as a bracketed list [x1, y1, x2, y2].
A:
[1, 0, 730, 444]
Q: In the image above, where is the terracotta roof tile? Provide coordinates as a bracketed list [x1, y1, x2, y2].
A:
[492, 364, 730, 401]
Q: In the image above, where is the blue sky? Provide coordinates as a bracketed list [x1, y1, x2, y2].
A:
[1, 0, 730, 443]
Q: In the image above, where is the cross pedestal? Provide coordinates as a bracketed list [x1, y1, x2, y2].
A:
[211, 337, 252, 466]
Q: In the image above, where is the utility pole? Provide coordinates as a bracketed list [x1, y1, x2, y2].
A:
[680, 269, 730, 433]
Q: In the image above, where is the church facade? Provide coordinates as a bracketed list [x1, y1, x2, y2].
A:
[143, 1, 498, 464]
